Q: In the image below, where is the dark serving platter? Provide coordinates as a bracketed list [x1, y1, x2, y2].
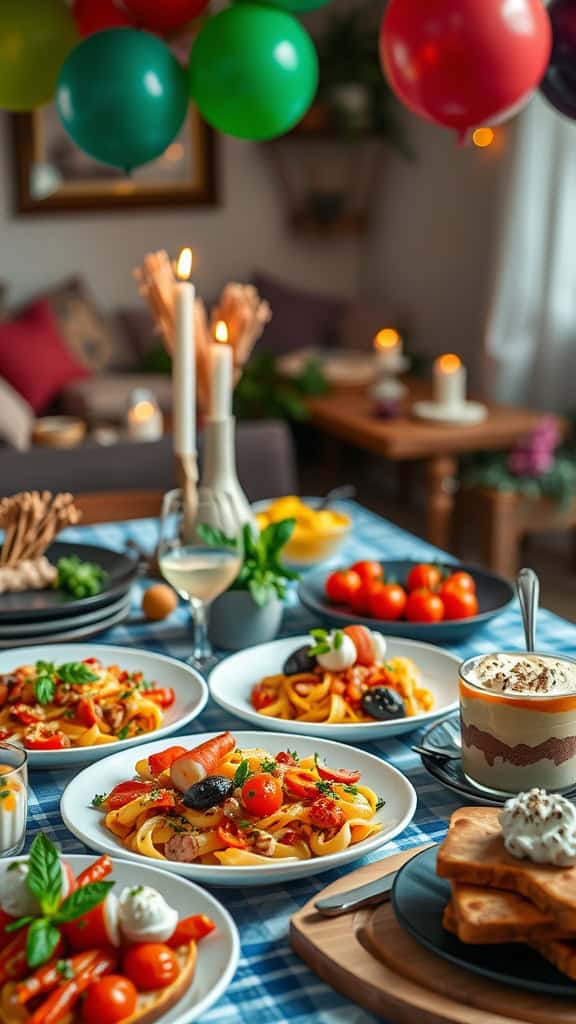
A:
[298, 560, 515, 642]
[0, 542, 138, 623]
[393, 846, 576, 997]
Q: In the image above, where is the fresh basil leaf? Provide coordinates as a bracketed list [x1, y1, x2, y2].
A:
[27, 834, 62, 915]
[232, 759, 251, 788]
[308, 643, 330, 656]
[261, 518, 295, 556]
[35, 661, 55, 678]
[54, 881, 114, 924]
[57, 663, 99, 686]
[117, 725, 129, 741]
[5, 915, 36, 933]
[197, 523, 237, 549]
[310, 629, 328, 640]
[35, 675, 55, 706]
[26, 918, 61, 968]
[333, 630, 343, 650]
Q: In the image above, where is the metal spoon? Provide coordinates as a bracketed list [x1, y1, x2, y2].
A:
[411, 715, 462, 761]
[316, 484, 356, 510]
[516, 567, 540, 652]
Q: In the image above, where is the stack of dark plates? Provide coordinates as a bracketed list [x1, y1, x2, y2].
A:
[0, 542, 139, 648]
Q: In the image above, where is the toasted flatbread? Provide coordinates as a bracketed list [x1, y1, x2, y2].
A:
[437, 807, 576, 931]
[125, 942, 197, 1024]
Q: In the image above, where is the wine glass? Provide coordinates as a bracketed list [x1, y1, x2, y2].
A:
[158, 488, 243, 672]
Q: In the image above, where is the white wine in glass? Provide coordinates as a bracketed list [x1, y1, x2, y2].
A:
[158, 489, 243, 672]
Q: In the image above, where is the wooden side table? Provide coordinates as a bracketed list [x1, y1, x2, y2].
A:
[307, 382, 560, 551]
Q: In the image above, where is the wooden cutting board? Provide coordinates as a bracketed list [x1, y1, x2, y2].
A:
[290, 848, 576, 1024]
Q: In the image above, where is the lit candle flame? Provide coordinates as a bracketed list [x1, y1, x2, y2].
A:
[437, 353, 462, 374]
[175, 247, 193, 281]
[472, 127, 494, 149]
[214, 320, 229, 344]
[129, 400, 156, 423]
[374, 328, 401, 351]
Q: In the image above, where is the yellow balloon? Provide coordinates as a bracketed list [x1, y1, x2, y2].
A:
[0, 0, 78, 111]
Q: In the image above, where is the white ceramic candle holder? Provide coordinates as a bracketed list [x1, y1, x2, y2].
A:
[193, 417, 255, 538]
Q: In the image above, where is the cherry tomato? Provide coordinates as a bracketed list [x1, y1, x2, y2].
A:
[309, 797, 345, 831]
[168, 914, 215, 947]
[343, 625, 374, 666]
[348, 580, 380, 617]
[148, 746, 187, 776]
[325, 569, 362, 606]
[441, 588, 479, 620]
[350, 561, 383, 586]
[217, 822, 248, 849]
[64, 894, 119, 951]
[442, 571, 476, 594]
[146, 687, 176, 708]
[405, 589, 444, 623]
[241, 773, 283, 817]
[284, 769, 319, 799]
[82, 975, 138, 1024]
[123, 943, 179, 991]
[251, 683, 275, 711]
[275, 751, 298, 766]
[11, 705, 42, 726]
[406, 564, 442, 592]
[370, 583, 407, 621]
[317, 764, 361, 785]
[103, 781, 154, 811]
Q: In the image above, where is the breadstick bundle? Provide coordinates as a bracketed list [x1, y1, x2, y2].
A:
[0, 492, 81, 594]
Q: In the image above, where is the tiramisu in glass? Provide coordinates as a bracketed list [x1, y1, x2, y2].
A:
[459, 652, 576, 794]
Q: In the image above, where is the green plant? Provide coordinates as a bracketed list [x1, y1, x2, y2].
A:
[197, 519, 299, 606]
[234, 352, 328, 422]
[56, 556, 106, 598]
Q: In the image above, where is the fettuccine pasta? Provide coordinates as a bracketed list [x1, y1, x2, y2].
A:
[94, 734, 384, 867]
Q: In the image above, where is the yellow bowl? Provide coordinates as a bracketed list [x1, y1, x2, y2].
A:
[255, 497, 351, 567]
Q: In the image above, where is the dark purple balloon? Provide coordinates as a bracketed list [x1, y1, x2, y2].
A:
[540, 0, 576, 119]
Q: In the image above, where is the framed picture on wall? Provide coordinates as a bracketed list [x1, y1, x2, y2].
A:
[11, 104, 217, 214]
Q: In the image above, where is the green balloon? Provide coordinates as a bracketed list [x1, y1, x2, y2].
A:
[56, 29, 189, 171]
[0, 0, 78, 111]
[189, 5, 318, 141]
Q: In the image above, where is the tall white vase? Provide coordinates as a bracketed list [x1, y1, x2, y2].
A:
[188, 417, 255, 539]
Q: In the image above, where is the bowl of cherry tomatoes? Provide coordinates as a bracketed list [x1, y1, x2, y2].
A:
[297, 559, 515, 642]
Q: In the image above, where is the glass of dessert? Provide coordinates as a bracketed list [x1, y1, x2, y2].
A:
[459, 652, 576, 795]
[0, 742, 27, 856]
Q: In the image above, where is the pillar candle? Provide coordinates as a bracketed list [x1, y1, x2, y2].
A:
[374, 328, 403, 372]
[433, 353, 466, 407]
[210, 320, 233, 419]
[173, 247, 195, 455]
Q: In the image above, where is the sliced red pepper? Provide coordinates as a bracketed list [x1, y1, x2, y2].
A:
[24, 731, 67, 751]
[317, 765, 361, 785]
[217, 823, 248, 850]
[11, 704, 42, 726]
[75, 855, 113, 888]
[167, 914, 215, 946]
[76, 698, 98, 728]
[16, 951, 98, 1005]
[0, 933, 29, 986]
[148, 746, 187, 776]
[145, 688, 176, 708]
[28, 948, 117, 1024]
[102, 781, 154, 812]
[284, 769, 319, 800]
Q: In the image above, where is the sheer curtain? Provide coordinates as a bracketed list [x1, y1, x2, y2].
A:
[484, 93, 576, 411]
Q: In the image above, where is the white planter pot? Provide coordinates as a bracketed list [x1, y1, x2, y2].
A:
[208, 590, 283, 651]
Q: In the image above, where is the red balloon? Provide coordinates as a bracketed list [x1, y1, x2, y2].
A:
[122, 0, 208, 34]
[73, 0, 134, 37]
[380, 0, 552, 137]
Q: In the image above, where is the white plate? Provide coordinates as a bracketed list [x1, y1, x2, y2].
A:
[411, 400, 488, 425]
[3, 853, 239, 1024]
[0, 644, 208, 767]
[209, 635, 460, 741]
[60, 729, 417, 886]
[0, 602, 132, 647]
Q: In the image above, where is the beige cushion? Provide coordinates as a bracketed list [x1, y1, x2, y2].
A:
[60, 374, 173, 425]
[39, 276, 138, 372]
[0, 378, 33, 450]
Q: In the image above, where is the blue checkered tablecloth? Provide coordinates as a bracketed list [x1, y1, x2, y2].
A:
[23, 503, 576, 1023]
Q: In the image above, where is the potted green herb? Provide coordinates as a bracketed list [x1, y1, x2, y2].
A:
[198, 519, 299, 650]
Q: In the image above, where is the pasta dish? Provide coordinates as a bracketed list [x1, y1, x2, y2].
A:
[0, 658, 175, 751]
[95, 731, 384, 866]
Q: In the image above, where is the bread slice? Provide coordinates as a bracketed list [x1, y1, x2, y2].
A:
[437, 807, 576, 931]
[449, 884, 564, 943]
[124, 942, 197, 1024]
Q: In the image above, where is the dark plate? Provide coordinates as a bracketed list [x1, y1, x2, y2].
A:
[417, 715, 576, 806]
[297, 560, 514, 642]
[0, 542, 138, 623]
[393, 846, 576, 996]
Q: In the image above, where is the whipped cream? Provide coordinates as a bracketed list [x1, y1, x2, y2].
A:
[467, 654, 576, 696]
[500, 788, 576, 866]
[118, 885, 178, 943]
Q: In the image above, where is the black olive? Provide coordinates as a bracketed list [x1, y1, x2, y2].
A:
[361, 687, 406, 721]
[182, 775, 233, 810]
[283, 645, 317, 676]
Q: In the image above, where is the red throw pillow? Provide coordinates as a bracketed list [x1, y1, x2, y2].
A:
[0, 299, 90, 413]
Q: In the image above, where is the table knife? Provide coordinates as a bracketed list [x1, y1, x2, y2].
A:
[314, 868, 400, 917]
